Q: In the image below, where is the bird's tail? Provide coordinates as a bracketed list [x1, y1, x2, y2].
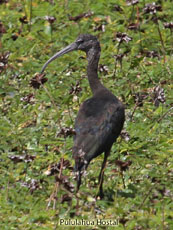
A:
[72, 147, 89, 192]
[72, 147, 88, 171]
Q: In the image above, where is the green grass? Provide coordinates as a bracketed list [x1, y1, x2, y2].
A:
[0, 0, 172, 229]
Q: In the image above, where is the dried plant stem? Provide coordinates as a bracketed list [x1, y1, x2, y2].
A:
[29, 0, 32, 32]
[138, 186, 153, 209]
[130, 103, 138, 121]
[42, 84, 62, 130]
[170, 30, 173, 56]
[123, 225, 126, 230]
[155, 18, 166, 62]
[113, 43, 122, 76]
[140, 65, 155, 84]
[157, 106, 173, 123]
[120, 171, 126, 189]
[47, 158, 64, 209]
[162, 201, 165, 230]
[5, 179, 9, 201]
[129, 5, 135, 23]
[67, 105, 73, 124]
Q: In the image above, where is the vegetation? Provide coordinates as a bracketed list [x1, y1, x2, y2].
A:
[0, 0, 172, 229]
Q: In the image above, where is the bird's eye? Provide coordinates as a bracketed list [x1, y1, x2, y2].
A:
[76, 38, 84, 44]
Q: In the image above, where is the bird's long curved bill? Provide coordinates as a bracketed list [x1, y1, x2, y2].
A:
[41, 42, 77, 73]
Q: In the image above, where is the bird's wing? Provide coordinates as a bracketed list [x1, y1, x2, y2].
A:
[72, 97, 125, 171]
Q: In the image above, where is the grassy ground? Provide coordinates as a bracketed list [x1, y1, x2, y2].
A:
[0, 0, 172, 229]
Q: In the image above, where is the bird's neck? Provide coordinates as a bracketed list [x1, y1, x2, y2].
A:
[86, 48, 105, 95]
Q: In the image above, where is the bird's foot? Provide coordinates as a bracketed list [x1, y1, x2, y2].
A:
[96, 190, 104, 200]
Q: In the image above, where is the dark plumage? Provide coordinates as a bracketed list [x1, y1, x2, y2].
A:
[41, 34, 125, 198]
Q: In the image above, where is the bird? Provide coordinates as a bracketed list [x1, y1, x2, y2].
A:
[41, 34, 125, 198]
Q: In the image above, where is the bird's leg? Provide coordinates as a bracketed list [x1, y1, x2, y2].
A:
[76, 163, 88, 193]
[76, 171, 82, 193]
[98, 150, 110, 199]
[75, 166, 86, 216]
[75, 171, 81, 216]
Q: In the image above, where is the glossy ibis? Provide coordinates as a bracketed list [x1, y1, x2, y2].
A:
[41, 34, 125, 198]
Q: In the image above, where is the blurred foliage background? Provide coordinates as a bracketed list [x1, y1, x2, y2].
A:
[0, 0, 172, 229]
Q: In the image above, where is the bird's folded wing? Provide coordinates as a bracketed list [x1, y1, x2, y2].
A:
[72, 102, 124, 169]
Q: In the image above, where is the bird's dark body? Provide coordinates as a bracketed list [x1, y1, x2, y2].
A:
[73, 91, 125, 172]
[41, 34, 125, 197]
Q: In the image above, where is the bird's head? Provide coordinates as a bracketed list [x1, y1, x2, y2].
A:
[41, 34, 100, 73]
[75, 34, 100, 52]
